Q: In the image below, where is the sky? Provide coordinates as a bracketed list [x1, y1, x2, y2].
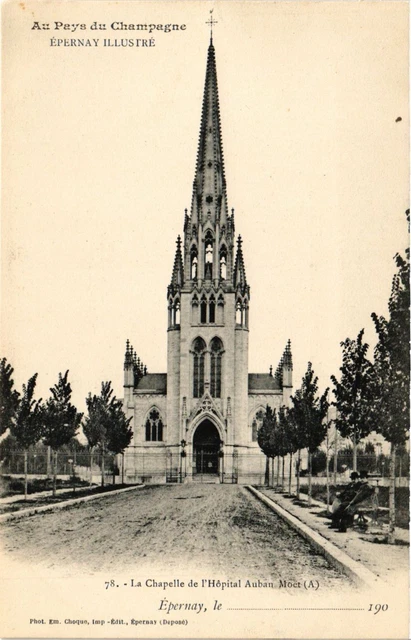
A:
[2, 1, 409, 416]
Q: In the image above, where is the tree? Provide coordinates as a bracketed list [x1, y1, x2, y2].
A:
[291, 363, 329, 505]
[0, 358, 20, 437]
[83, 392, 105, 485]
[371, 210, 410, 542]
[283, 407, 299, 495]
[10, 374, 43, 499]
[331, 330, 376, 472]
[257, 406, 274, 486]
[83, 381, 132, 486]
[106, 399, 133, 484]
[276, 406, 291, 490]
[42, 371, 82, 496]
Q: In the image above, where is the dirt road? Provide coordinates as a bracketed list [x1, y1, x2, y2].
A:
[1, 484, 351, 587]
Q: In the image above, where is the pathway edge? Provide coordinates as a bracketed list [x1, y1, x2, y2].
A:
[0, 484, 145, 523]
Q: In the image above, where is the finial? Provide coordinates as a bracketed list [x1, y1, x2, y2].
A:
[126, 339, 130, 352]
[143, 365, 147, 376]
[237, 234, 242, 247]
[176, 235, 182, 250]
[269, 365, 273, 376]
[133, 352, 137, 363]
[206, 9, 218, 43]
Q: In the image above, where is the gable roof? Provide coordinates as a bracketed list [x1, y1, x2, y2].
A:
[136, 373, 167, 394]
[248, 373, 281, 393]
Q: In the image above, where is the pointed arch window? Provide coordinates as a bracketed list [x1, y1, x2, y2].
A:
[190, 247, 198, 280]
[251, 409, 265, 442]
[210, 337, 223, 398]
[174, 299, 180, 326]
[145, 408, 164, 442]
[209, 295, 216, 323]
[204, 230, 213, 279]
[220, 247, 227, 280]
[193, 337, 206, 398]
[200, 295, 207, 324]
[236, 301, 243, 325]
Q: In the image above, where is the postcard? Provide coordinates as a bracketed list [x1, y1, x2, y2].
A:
[1, 1, 409, 638]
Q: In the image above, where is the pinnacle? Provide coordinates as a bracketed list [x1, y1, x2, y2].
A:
[234, 234, 248, 291]
[169, 234, 184, 291]
[124, 339, 133, 366]
[282, 339, 293, 368]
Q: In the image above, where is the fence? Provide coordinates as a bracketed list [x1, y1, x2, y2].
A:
[0, 450, 118, 485]
[1, 448, 409, 487]
[1, 449, 270, 485]
[317, 452, 410, 479]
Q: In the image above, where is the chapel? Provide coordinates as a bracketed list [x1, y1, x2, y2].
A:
[122, 33, 293, 483]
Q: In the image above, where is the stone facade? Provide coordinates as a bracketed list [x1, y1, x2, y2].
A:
[122, 37, 293, 484]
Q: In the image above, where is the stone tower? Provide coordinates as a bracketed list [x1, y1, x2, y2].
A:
[166, 37, 250, 475]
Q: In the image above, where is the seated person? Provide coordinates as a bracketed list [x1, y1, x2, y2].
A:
[333, 470, 374, 532]
[330, 472, 360, 528]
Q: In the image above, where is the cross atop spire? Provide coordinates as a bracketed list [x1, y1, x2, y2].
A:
[206, 10, 218, 43]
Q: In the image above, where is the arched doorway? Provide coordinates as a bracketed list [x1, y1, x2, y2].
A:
[193, 419, 221, 475]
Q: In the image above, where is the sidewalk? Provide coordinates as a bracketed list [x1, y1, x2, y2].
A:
[259, 488, 409, 588]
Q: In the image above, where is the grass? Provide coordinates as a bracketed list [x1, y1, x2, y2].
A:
[0, 481, 140, 515]
[0, 475, 89, 497]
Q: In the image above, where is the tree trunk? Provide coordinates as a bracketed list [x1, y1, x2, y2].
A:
[288, 452, 293, 495]
[52, 450, 57, 497]
[89, 449, 93, 487]
[388, 442, 396, 545]
[46, 445, 52, 479]
[296, 450, 301, 499]
[264, 456, 269, 486]
[276, 456, 280, 488]
[308, 451, 313, 507]
[101, 447, 105, 488]
[352, 433, 357, 472]
[271, 457, 274, 487]
[122, 452, 125, 485]
[24, 450, 28, 501]
[333, 428, 338, 485]
[281, 456, 285, 490]
[326, 448, 330, 513]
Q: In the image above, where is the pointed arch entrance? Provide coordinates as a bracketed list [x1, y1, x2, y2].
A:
[192, 419, 221, 475]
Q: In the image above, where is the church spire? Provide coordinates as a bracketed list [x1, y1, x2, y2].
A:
[191, 36, 228, 225]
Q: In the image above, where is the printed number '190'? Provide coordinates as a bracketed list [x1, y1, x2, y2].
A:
[368, 604, 388, 614]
